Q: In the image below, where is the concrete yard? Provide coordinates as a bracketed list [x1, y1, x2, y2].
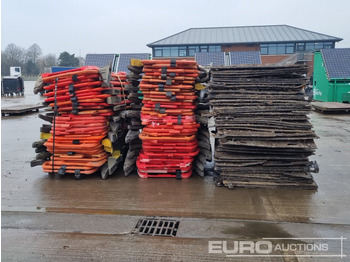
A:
[1, 82, 350, 261]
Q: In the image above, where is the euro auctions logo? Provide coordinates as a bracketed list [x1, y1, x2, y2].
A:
[208, 237, 347, 258]
[209, 240, 273, 255]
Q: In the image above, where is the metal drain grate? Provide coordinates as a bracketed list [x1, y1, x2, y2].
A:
[133, 218, 180, 237]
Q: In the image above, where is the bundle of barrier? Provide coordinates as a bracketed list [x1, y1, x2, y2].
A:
[31, 66, 115, 179]
[100, 71, 130, 179]
[137, 59, 200, 178]
[193, 66, 212, 177]
[122, 59, 144, 176]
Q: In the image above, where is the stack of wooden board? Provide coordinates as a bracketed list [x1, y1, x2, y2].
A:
[209, 65, 319, 189]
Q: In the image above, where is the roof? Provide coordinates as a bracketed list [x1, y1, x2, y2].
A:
[84, 54, 116, 68]
[230, 51, 261, 65]
[148, 25, 342, 47]
[321, 48, 350, 79]
[2, 76, 21, 79]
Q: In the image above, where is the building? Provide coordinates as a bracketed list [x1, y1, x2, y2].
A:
[147, 25, 342, 73]
[313, 48, 350, 103]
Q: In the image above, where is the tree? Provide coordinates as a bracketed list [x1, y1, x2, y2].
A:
[44, 53, 58, 67]
[38, 53, 58, 73]
[1, 43, 26, 75]
[24, 60, 39, 75]
[26, 43, 42, 64]
[77, 56, 85, 67]
[58, 51, 79, 67]
[1, 51, 10, 76]
[4, 43, 26, 65]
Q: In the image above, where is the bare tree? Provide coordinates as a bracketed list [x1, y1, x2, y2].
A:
[3, 43, 25, 65]
[1, 43, 26, 75]
[38, 53, 58, 73]
[26, 43, 42, 64]
[44, 53, 58, 66]
[77, 56, 85, 67]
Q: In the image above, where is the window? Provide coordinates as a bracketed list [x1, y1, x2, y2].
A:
[323, 42, 333, 49]
[286, 43, 294, 54]
[297, 43, 305, 51]
[188, 49, 195, 56]
[154, 40, 335, 58]
[260, 44, 268, 55]
[315, 42, 324, 51]
[188, 46, 199, 56]
[153, 45, 223, 57]
[162, 47, 171, 57]
[170, 47, 179, 57]
[209, 45, 221, 52]
[260, 43, 296, 55]
[154, 48, 162, 57]
[276, 44, 285, 54]
[305, 43, 314, 52]
[269, 44, 277, 55]
[200, 45, 208, 53]
[179, 48, 187, 57]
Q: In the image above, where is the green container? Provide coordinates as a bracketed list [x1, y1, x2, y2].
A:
[313, 51, 350, 102]
[343, 92, 350, 103]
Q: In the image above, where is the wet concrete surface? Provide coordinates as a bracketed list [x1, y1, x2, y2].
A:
[1, 82, 350, 261]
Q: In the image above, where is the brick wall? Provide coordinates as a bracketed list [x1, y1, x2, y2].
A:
[305, 56, 314, 77]
[222, 44, 259, 52]
[261, 55, 289, 64]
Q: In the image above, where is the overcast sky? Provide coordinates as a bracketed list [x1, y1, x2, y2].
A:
[1, 0, 349, 58]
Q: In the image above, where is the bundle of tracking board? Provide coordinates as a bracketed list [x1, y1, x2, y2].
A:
[137, 59, 200, 178]
[209, 65, 319, 189]
[39, 66, 116, 177]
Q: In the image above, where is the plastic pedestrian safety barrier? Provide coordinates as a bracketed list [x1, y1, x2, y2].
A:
[30, 58, 211, 180]
[122, 59, 145, 177]
[31, 66, 130, 179]
[137, 59, 201, 179]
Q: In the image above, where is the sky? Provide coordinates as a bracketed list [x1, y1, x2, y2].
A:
[1, 0, 350, 58]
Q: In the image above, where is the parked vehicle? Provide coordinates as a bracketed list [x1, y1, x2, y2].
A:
[1, 76, 25, 96]
[10, 66, 22, 77]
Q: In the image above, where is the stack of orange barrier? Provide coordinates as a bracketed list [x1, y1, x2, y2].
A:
[137, 59, 200, 178]
[40, 66, 114, 178]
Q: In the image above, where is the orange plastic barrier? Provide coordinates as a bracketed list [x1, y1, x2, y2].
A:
[38, 66, 123, 177]
[136, 59, 201, 178]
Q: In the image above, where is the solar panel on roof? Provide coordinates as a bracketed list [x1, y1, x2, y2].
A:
[195, 52, 226, 66]
[84, 54, 116, 68]
[116, 53, 150, 73]
[229, 51, 261, 65]
[321, 48, 350, 79]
